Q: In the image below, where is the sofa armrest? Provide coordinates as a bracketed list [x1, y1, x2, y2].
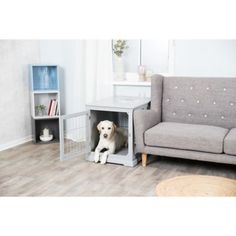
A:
[134, 110, 160, 153]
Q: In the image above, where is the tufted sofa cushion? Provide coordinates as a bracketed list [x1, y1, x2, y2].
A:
[162, 76, 236, 129]
[224, 128, 236, 155]
[144, 122, 229, 153]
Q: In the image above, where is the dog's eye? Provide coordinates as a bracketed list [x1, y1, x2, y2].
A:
[102, 127, 104, 130]
[108, 127, 111, 130]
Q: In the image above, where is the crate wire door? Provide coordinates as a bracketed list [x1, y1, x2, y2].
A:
[59, 111, 90, 160]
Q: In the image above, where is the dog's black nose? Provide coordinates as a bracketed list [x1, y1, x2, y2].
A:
[103, 134, 108, 138]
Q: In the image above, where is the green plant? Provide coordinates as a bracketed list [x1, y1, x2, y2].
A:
[35, 104, 46, 115]
[113, 40, 128, 57]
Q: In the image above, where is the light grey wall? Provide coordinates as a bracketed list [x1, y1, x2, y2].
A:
[141, 40, 169, 74]
[0, 40, 40, 150]
[173, 40, 236, 76]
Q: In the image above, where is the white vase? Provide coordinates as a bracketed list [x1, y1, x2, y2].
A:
[114, 55, 125, 81]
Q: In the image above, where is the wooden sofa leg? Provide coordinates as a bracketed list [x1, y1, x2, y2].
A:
[142, 153, 148, 167]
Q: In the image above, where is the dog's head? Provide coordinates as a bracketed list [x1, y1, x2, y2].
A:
[97, 120, 116, 139]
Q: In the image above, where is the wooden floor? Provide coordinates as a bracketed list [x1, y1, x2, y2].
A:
[0, 142, 236, 196]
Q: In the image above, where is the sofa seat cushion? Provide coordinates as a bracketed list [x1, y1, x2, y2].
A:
[144, 122, 229, 153]
[224, 128, 236, 155]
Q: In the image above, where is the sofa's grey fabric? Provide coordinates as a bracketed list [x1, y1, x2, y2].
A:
[134, 110, 160, 153]
[145, 122, 229, 153]
[162, 76, 236, 129]
[224, 128, 236, 155]
[144, 146, 236, 165]
[151, 75, 163, 112]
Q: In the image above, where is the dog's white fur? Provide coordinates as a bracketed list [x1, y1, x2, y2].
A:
[94, 120, 127, 164]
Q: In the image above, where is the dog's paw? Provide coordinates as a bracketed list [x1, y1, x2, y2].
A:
[100, 153, 108, 165]
[100, 159, 107, 164]
[94, 154, 100, 163]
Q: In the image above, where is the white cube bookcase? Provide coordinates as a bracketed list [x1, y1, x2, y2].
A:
[30, 65, 61, 144]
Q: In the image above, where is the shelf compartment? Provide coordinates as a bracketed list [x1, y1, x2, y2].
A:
[33, 119, 60, 143]
[32, 65, 58, 91]
[33, 93, 59, 117]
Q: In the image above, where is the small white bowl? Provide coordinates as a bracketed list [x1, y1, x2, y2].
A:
[40, 134, 53, 142]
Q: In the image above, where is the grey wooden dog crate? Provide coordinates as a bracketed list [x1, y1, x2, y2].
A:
[60, 96, 150, 167]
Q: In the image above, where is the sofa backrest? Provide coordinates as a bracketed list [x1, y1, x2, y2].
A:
[152, 75, 236, 129]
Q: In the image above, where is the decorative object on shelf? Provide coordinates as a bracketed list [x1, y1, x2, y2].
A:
[35, 104, 47, 116]
[112, 40, 128, 81]
[39, 128, 53, 142]
[138, 65, 146, 81]
[137, 40, 146, 82]
[113, 40, 128, 57]
[145, 69, 153, 81]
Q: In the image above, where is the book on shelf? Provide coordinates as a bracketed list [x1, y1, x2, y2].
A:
[54, 100, 58, 115]
[50, 100, 55, 116]
[47, 99, 58, 116]
[47, 100, 53, 115]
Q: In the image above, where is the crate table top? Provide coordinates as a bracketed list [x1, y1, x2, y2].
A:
[86, 96, 150, 110]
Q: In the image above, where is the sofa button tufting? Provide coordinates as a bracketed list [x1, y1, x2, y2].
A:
[223, 88, 227, 91]
[230, 102, 234, 106]
[173, 112, 176, 116]
[174, 86, 178, 89]
[181, 99, 185, 103]
[213, 101, 216, 105]
[206, 87, 210, 90]
[188, 113, 192, 117]
[221, 116, 225, 120]
[204, 114, 208, 118]
[196, 100, 200, 103]
[190, 86, 193, 90]
[166, 98, 170, 102]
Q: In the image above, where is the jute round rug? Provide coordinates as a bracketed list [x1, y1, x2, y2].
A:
[156, 175, 236, 197]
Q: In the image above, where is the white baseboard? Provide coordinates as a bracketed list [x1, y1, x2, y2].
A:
[0, 135, 33, 152]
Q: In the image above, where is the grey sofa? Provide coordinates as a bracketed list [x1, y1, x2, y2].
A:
[134, 74, 236, 167]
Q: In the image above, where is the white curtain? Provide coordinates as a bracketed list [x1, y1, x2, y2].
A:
[85, 40, 113, 103]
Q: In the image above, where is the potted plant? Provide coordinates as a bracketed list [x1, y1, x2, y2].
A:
[112, 40, 128, 81]
[35, 104, 47, 117]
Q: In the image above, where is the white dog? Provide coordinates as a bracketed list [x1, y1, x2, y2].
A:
[94, 120, 127, 164]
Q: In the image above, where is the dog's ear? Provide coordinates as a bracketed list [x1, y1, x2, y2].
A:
[97, 122, 102, 132]
[113, 123, 117, 131]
